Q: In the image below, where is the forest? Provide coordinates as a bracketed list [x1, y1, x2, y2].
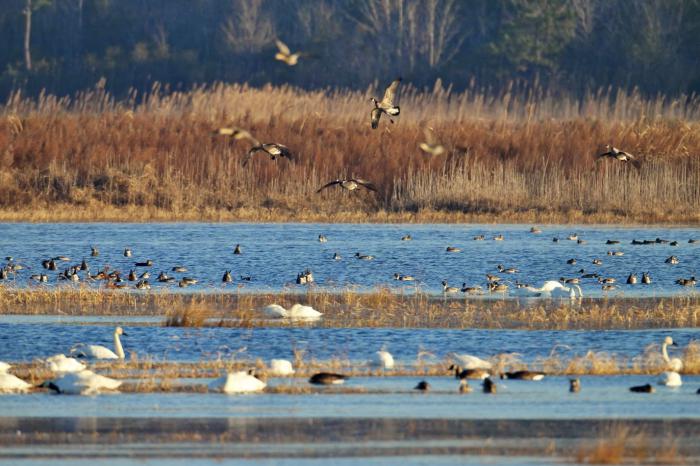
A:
[1, 0, 699, 98]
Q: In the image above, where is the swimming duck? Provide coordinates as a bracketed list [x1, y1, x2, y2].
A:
[309, 372, 348, 385]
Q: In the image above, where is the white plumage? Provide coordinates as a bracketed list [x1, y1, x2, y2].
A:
[658, 371, 682, 387]
[270, 359, 295, 376]
[209, 371, 266, 394]
[515, 280, 583, 298]
[263, 304, 322, 321]
[0, 362, 11, 373]
[44, 370, 122, 395]
[71, 326, 126, 360]
[0, 372, 31, 393]
[370, 350, 395, 370]
[46, 354, 86, 373]
[448, 352, 492, 370]
[658, 336, 683, 387]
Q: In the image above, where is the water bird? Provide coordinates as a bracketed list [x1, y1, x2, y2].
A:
[676, 277, 696, 287]
[127, 270, 137, 281]
[629, 383, 654, 393]
[449, 364, 490, 380]
[513, 280, 582, 298]
[240, 275, 252, 281]
[371, 350, 395, 370]
[552, 237, 559, 243]
[606, 240, 620, 245]
[670, 241, 678, 246]
[332, 252, 342, 261]
[497, 264, 518, 274]
[473, 235, 485, 241]
[448, 352, 492, 370]
[80, 259, 89, 271]
[569, 378, 580, 393]
[577, 239, 587, 244]
[209, 370, 266, 394]
[607, 250, 624, 256]
[53, 255, 70, 261]
[501, 371, 545, 381]
[30, 273, 48, 283]
[593, 259, 603, 265]
[482, 377, 497, 394]
[0, 364, 31, 393]
[90, 246, 99, 257]
[139, 271, 150, 280]
[445, 246, 461, 253]
[355, 253, 374, 260]
[665, 256, 679, 264]
[393, 273, 415, 281]
[642, 272, 652, 284]
[157, 272, 174, 283]
[486, 274, 500, 282]
[560, 277, 580, 284]
[370, 77, 401, 129]
[124, 248, 132, 257]
[41, 370, 122, 395]
[567, 234, 578, 241]
[318, 234, 328, 243]
[269, 359, 295, 376]
[171, 266, 187, 272]
[234, 244, 242, 255]
[655, 238, 669, 244]
[566, 258, 577, 265]
[602, 284, 616, 291]
[689, 239, 698, 244]
[493, 234, 504, 241]
[232, 132, 294, 167]
[461, 284, 483, 295]
[414, 380, 430, 392]
[317, 178, 378, 193]
[309, 372, 347, 385]
[489, 282, 508, 293]
[401, 235, 412, 241]
[627, 273, 638, 284]
[222, 270, 233, 283]
[459, 379, 472, 393]
[45, 354, 86, 373]
[274, 39, 305, 66]
[658, 336, 683, 387]
[136, 279, 151, 289]
[71, 326, 126, 360]
[296, 269, 314, 284]
[598, 145, 635, 162]
[418, 127, 445, 156]
[530, 227, 542, 234]
[263, 303, 322, 321]
[442, 280, 459, 293]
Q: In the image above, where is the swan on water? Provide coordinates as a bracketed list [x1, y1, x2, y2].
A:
[71, 327, 127, 359]
[46, 354, 86, 373]
[658, 336, 683, 387]
[209, 370, 266, 394]
[448, 352, 492, 370]
[370, 349, 395, 370]
[513, 280, 583, 299]
[0, 363, 31, 393]
[263, 304, 322, 321]
[269, 359, 295, 376]
[41, 370, 122, 395]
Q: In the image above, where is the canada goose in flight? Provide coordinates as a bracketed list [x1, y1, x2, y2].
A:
[370, 78, 402, 129]
[214, 126, 294, 166]
[598, 145, 635, 162]
[317, 178, 377, 193]
[418, 127, 445, 156]
[274, 39, 305, 66]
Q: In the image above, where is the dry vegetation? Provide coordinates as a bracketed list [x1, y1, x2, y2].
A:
[1, 82, 699, 223]
[2, 285, 700, 330]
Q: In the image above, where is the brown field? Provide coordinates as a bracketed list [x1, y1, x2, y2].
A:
[1, 285, 700, 330]
[1, 82, 699, 223]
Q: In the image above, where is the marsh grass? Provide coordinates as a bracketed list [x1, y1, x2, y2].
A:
[575, 425, 683, 464]
[1, 82, 699, 223]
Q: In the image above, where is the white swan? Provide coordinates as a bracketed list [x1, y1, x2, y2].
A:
[658, 336, 683, 387]
[71, 327, 126, 359]
[514, 280, 583, 299]
[209, 370, 266, 394]
[448, 352, 492, 370]
[370, 350, 395, 369]
[46, 354, 86, 373]
[269, 359, 295, 376]
[0, 366, 31, 393]
[263, 304, 322, 322]
[42, 370, 122, 395]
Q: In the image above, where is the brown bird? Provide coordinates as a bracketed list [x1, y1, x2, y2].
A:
[370, 78, 402, 129]
[214, 126, 294, 167]
[274, 39, 305, 66]
[418, 126, 445, 156]
[317, 178, 377, 193]
[598, 145, 635, 162]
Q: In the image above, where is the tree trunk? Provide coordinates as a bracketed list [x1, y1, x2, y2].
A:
[23, 0, 32, 71]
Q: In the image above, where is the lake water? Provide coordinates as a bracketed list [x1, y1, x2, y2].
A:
[0, 223, 697, 297]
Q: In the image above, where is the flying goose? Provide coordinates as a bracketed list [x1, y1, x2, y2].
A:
[418, 127, 445, 156]
[274, 39, 305, 66]
[370, 78, 402, 129]
[598, 145, 635, 162]
[316, 178, 378, 193]
[214, 126, 294, 166]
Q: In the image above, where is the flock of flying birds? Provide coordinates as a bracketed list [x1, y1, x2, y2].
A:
[211, 39, 638, 195]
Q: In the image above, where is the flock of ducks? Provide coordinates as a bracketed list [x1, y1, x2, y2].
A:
[0, 331, 693, 395]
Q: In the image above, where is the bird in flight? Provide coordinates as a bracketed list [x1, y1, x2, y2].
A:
[597, 145, 635, 162]
[316, 178, 378, 193]
[418, 127, 445, 156]
[370, 78, 402, 129]
[213, 126, 294, 166]
[274, 39, 304, 66]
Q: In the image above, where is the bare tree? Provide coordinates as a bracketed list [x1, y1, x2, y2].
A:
[221, 0, 275, 53]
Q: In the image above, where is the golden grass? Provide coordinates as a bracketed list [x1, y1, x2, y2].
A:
[575, 425, 683, 464]
[1, 82, 699, 223]
[2, 285, 700, 330]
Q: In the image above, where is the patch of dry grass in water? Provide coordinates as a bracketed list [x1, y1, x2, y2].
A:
[1, 83, 699, 224]
[576, 425, 683, 464]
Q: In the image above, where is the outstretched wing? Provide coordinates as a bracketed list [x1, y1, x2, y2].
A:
[316, 180, 342, 193]
[370, 108, 382, 129]
[269, 143, 295, 162]
[352, 178, 378, 192]
[214, 127, 259, 145]
[275, 39, 291, 56]
[381, 78, 402, 107]
[243, 146, 263, 167]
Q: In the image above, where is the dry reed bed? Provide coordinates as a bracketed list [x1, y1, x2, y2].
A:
[1, 83, 699, 223]
[2, 285, 700, 330]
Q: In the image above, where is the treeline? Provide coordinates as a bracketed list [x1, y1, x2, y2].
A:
[1, 0, 699, 99]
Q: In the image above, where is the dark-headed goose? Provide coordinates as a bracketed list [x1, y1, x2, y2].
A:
[317, 178, 377, 193]
[370, 78, 402, 129]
